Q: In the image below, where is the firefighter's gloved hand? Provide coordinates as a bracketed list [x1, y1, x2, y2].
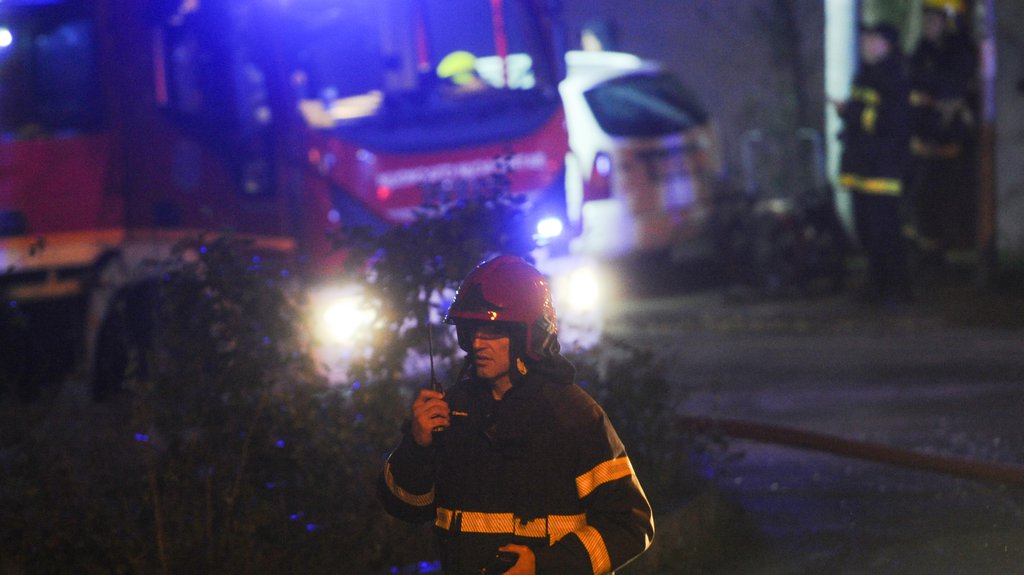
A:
[497, 544, 534, 575]
[411, 388, 449, 447]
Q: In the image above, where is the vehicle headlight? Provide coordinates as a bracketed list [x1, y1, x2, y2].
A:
[554, 264, 602, 313]
[535, 216, 564, 241]
[310, 286, 377, 345]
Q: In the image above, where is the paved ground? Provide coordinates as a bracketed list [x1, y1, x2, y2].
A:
[605, 267, 1024, 574]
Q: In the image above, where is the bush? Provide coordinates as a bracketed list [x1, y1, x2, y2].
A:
[0, 235, 426, 574]
[0, 188, 737, 573]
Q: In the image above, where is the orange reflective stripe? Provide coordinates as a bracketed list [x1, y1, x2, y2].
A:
[434, 507, 586, 543]
[384, 463, 434, 507]
[861, 106, 878, 132]
[434, 507, 619, 573]
[924, 0, 966, 14]
[850, 86, 880, 106]
[839, 173, 902, 196]
[576, 456, 634, 499]
[910, 137, 962, 159]
[514, 516, 550, 538]
[548, 513, 587, 543]
[460, 510, 514, 534]
[848, 85, 881, 133]
[859, 177, 901, 195]
[909, 90, 934, 107]
[576, 525, 613, 575]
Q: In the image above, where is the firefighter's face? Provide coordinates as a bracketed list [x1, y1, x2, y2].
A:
[923, 12, 946, 42]
[472, 325, 511, 381]
[859, 32, 891, 64]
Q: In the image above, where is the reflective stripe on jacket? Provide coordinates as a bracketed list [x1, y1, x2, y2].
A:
[378, 354, 654, 575]
[839, 173, 903, 196]
[839, 57, 910, 195]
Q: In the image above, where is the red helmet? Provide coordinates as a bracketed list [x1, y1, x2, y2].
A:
[444, 255, 559, 360]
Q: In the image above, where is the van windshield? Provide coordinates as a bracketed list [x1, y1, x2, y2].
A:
[283, 0, 555, 126]
[583, 71, 708, 137]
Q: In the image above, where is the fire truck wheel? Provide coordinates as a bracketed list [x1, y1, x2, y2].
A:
[0, 310, 30, 401]
[92, 282, 157, 401]
[93, 294, 130, 401]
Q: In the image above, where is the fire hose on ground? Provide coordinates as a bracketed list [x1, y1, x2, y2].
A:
[678, 415, 1024, 488]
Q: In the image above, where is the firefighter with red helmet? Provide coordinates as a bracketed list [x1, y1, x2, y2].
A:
[907, 0, 978, 266]
[378, 255, 654, 575]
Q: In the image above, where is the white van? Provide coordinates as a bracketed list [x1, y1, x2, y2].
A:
[559, 50, 722, 261]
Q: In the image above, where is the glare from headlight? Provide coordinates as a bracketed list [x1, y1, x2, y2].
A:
[562, 265, 600, 313]
[314, 290, 377, 345]
[536, 217, 564, 240]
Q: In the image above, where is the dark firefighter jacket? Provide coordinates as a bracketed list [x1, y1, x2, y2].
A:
[908, 35, 977, 159]
[378, 354, 655, 575]
[839, 55, 911, 196]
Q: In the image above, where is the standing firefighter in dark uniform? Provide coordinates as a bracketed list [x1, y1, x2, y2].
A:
[378, 255, 654, 574]
[836, 22, 913, 304]
[907, 0, 978, 268]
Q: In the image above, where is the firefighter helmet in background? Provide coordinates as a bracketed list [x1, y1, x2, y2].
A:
[444, 255, 560, 361]
[922, 0, 969, 37]
[437, 50, 479, 87]
[923, 0, 967, 16]
[860, 21, 902, 50]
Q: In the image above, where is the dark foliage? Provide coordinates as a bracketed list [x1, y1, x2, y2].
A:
[1, 186, 731, 573]
[0, 235, 428, 574]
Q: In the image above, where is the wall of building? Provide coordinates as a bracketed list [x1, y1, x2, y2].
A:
[995, 2, 1024, 257]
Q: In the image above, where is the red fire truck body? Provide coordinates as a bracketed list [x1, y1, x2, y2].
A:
[0, 0, 570, 392]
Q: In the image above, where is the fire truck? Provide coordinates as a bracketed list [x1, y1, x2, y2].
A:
[0, 0, 572, 395]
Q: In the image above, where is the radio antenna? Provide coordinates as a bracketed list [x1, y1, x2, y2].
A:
[427, 325, 445, 432]
[427, 325, 443, 394]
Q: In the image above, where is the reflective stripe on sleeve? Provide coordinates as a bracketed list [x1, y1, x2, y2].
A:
[839, 173, 902, 196]
[861, 106, 878, 133]
[384, 462, 434, 507]
[435, 507, 586, 543]
[576, 525, 613, 575]
[576, 456, 634, 499]
[909, 90, 934, 107]
[910, 137, 963, 159]
[850, 85, 880, 106]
